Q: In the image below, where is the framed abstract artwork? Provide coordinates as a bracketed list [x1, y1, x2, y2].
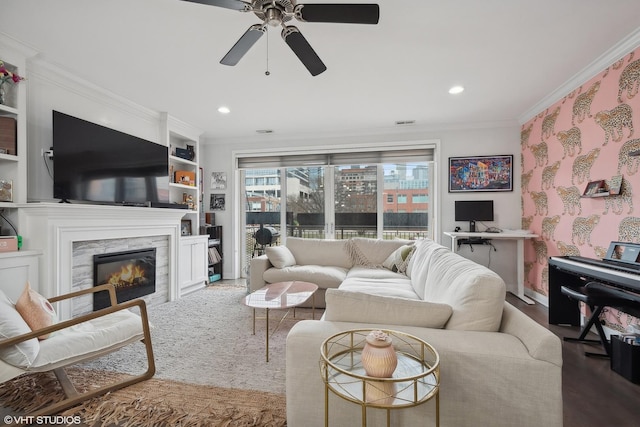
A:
[448, 155, 513, 192]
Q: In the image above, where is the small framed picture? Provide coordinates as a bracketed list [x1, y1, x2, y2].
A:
[211, 172, 227, 190]
[180, 220, 192, 236]
[210, 194, 225, 211]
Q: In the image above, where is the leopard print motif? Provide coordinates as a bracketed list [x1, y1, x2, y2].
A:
[532, 240, 548, 264]
[603, 178, 633, 215]
[557, 241, 581, 256]
[556, 186, 582, 215]
[521, 170, 533, 193]
[540, 266, 549, 296]
[593, 246, 608, 259]
[541, 161, 561, 190]
[530, 141, 548, 167]
[542, 107, 561, 139]
[617, 138, 640, 174]
[522, 216, 534, 230]
[524, 261, 534, 285]
[618, 58, 640, 103]
[571, 214, 600, 246]
[556, 127, 582, 159]
[530, 191, 548, 216]
[541, 215, 561, 240]
[571, 148, 600, 184]
[594, 103, 634, 145]
[572, 81, 600, 125]
[619, 217, 640, 243]
[521, 123, 533, 148]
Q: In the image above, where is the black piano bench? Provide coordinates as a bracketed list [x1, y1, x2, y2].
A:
[560, 282, 630, 358]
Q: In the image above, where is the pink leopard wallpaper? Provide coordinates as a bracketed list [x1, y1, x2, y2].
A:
[521, 47, 640, 331]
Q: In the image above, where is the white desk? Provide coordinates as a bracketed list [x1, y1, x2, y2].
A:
[443, 231, 538, 305]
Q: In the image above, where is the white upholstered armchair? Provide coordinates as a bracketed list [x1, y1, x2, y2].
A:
[0, 283, 155, 418]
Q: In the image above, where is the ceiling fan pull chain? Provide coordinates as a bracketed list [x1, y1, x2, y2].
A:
[265, 28, 270, 76]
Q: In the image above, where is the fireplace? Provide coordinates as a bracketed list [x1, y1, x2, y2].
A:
[93, 248, 156, 311]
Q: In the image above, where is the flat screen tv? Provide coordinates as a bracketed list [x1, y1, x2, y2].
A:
[455, 200, 494, 232]
[53, 111, 169, 205]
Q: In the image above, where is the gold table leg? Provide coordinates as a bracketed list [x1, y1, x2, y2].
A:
[265, 307, 270, 362]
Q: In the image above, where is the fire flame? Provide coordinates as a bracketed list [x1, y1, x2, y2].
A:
[106, 264, 146, 289]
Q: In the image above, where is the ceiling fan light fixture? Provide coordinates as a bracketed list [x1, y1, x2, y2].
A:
[449, 85, 465, 95]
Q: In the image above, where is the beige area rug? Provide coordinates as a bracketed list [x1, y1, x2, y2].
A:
[0, 368, 286, 427]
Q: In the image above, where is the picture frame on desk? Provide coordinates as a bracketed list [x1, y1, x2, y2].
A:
[448, 154, 513, 192]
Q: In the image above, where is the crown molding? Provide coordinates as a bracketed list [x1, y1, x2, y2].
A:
[518, 27, 640, 124]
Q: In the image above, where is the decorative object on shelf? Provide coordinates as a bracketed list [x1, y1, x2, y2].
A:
[0, 179, 12, 202]
[175, 147, 195, 161]
[448, 154, 513, 192]
[0, 60, 25, 105]
[608, 175, 623, 195]
[175, 170, 196, 186]
[583, 179, 606, 196]
[0, 116, 17, 155]
[211, 194, 225, 211]
[210, 172, 227, 190]
[182, 192, 195, 210]
[361, 330, 397, 378]
[180, 219, 192, 236]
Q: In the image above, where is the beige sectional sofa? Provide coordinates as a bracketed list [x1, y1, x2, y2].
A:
[250, 237, 563, 427]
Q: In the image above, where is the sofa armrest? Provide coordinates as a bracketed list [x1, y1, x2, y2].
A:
[249, 255, 272, 292]
[499, 301, 562, 367]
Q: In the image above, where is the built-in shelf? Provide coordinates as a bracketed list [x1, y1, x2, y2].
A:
[0, 104, 18, 115]
[0, 153, 18, 162]
[169, 155, 198, 167]
[169, 182, 198, 191]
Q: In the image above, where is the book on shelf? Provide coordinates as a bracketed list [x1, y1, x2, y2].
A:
[208, 246, 221, 264]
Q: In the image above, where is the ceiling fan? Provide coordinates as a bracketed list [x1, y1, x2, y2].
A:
[182, 1, 380, 76]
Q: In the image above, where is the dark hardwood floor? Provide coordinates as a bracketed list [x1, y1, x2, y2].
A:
[506, 294, 640, 427]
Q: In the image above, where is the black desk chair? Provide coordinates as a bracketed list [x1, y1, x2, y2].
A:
[561, 281, 637, 358]
[252, 226, 273, 258]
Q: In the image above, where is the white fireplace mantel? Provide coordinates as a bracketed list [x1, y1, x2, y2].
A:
[17, 203, 186, 318]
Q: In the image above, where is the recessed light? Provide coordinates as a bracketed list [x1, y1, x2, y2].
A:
[217, 106, 230, 114]
[449, 86, 464, 95]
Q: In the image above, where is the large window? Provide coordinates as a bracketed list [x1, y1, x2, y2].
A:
[237, 144, 435, 275]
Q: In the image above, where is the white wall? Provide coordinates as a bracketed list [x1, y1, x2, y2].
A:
[200, 123, 522, 289]
[25, 58, 162, 202]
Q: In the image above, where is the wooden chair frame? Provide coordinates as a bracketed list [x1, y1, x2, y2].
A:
[0, 283, 155, 418]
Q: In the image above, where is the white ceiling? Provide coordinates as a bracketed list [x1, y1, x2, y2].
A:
[3, 0, 640, 143]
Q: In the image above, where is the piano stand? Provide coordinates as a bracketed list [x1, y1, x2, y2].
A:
[561, 282, 636, 358]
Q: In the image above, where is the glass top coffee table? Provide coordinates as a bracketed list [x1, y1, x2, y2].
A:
[244, 281, 318, 362]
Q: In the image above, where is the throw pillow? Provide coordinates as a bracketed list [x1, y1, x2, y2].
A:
[324, 289, 453, 329]
[0, 290, 40, 368]
[15, 282, 57, 340]
[265, 246, 296, 269]
[382, 244, 416, 274]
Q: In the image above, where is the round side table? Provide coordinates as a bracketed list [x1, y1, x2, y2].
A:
[320, 329, 440, 427]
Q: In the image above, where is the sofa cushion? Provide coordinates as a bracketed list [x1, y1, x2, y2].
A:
[263, 265, 347, 289]
[346, 238, 411, 267]
[382, 244, 416, 274]
[406, 239, 449, 297]
[421, 247, 506, 332]
[265, 246, 296, 268]
[0, 290, 40, 368]
[339, 277, 420, 300]
[346, 266, 408, 281]
[325, 289, 453, 328]
[286, 237, 352, 269]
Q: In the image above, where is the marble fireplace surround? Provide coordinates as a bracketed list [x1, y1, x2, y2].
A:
[17, 203, 186, 319]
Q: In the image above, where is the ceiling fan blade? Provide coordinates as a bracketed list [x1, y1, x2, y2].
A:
[282, 26, 327, 76]
[220, 25, 265, 66]
[181, 0, 250, 11]
[295, 4, 379, 24]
